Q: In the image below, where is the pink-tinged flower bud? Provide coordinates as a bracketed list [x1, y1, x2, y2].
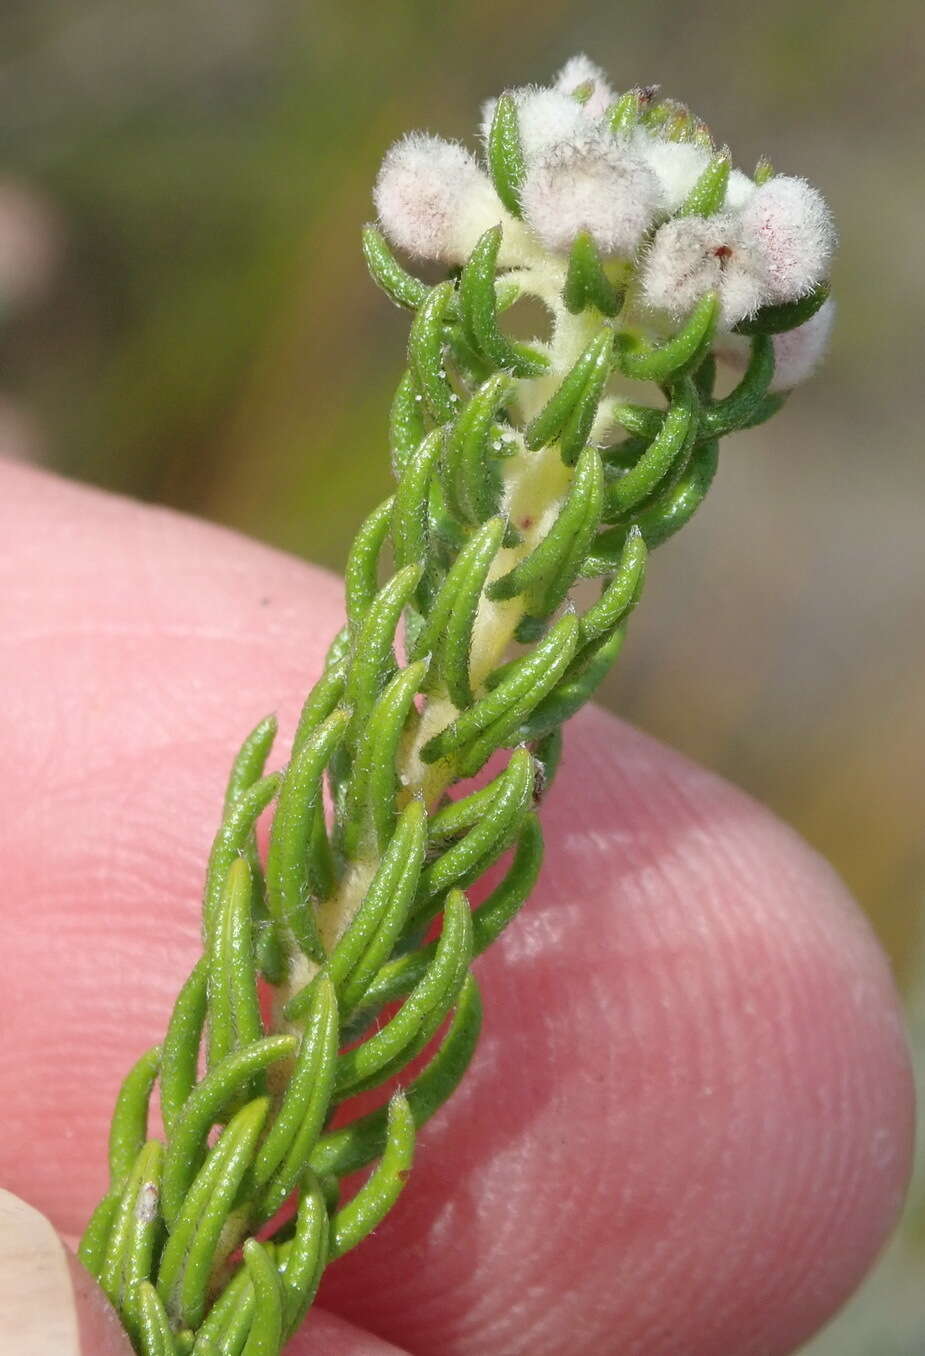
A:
[520, 133, 662, 257]
[739, 175, 836, 303]
[481, 86, 590, 162]
[553, 54, 615, 118]
[643, 215, 723, 311]
[641, 214, 773, 327]
[635, 136, 711, 212]
[769, 297, 836, 390]
[374, 133, 504, 264]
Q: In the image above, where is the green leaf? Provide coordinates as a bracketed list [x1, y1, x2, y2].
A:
[458, 227, 549, 377]
[187, 1258, 255, 1353]
[414, 748, 535, 918]
[99, 1140, 164, 1328]
[78, 1191, 121, 1280]
[221, 714, 282, 983]
[291, 658, 347, 760]
[135, 1282, 177, 1356]
[344, 498, 395, 633]
[608, 89, 643, 134]
[699, 334, 774, 437]
[162, 1036, 295, 1229]
[253, 975, 340, 1220]
[389, 369, 428, 476]
[675, 151, 730, 217]
[322, 800, 426, 1014]
[241, 1240, 285, 1356]
[329, 1093, 416, 1257]
[517, 624, 627, 741]
[739, 392, 788, 429]
[560, 350, 614, 468]
[202, 774, 281, 944]
[311, 975, 482, 1180]
[754, 155, 774, 185]
[344, 564, 423, 741]
[334, 891, 472, 1099]
[343, 660, 428, 856]
[615, 291, 717, 383]
[441, 370, 515, 524]
[160, 960, 208, 1136]
[409, 280, 459, 421]
[410, 516, 505, 708]
[266, 709, 351, 959]
[207, 859, 265, 1078]
[426, 764, 511, 842]
[487, 94, 527, 217]
[107, 1045, 161, 1193]
[577, 526, 648, 643]
[525, 329, 613, 454]
[607, 400, 664, 442]
[487, 447, 603, 621]
[629, 438, 719, 551]
[278, 1173, 330, 1340]
[605, 377, 699, 515]
[223, 716, 277, 815]
[361, 224, 431, 311]
[358, 811, 544, 1015]
[589, 440, 719, 568]
[563, 232, 622, 317]
[421, 613, 580, 776]
[157, 1097, 270, 1329]
[694, 352, 717, 401]
[392, 429, 443, 580]
[733, 282, 830, 335]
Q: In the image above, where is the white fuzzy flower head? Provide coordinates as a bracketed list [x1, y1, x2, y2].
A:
[740, 175, 836, 303]
[641, 214, 763, 325]
[553, 54, 615, 119]
[374, 132, 504, 264]
[634, 135, 711, 213]
[769, 297, 835, 390]
[481, 86, 590, 162]
[520, 133, 663, 257]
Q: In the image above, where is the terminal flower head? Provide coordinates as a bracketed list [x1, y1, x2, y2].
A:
[373, 54, 835, 350]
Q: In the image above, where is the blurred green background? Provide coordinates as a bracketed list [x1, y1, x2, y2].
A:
[0, 2, 921, 1348]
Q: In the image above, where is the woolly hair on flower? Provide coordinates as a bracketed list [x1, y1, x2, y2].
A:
[714, 295, 836, 392]
[634, 136, 712, 212]
[373, 133, 508, 264]
[520, 132, 662, 256]
[768, 296, 836, 389]
[480, 85, 590, 161]
[81, 55, 837, 1356]
[554, 53, 616, 116]
[739, 174, 836, 303]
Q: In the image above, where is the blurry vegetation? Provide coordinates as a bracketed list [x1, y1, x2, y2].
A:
[0, 2, 922, 1347]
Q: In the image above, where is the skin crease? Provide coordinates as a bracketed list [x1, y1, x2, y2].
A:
[0, 458, 913, 1356]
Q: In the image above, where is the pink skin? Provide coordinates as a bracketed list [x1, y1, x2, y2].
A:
[0, 459, 913, 1355]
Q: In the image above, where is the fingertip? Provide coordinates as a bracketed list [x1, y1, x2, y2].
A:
[546, 708, 915, 1348]
[0, 1189, 132, 1355]
[65, 1252, 135, 1356]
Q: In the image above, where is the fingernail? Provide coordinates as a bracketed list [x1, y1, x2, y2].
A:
[0, 1188, 133, 1354]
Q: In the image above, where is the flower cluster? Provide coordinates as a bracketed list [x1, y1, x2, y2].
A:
[373, 55, 835, 388]
[641, 173, 835, 329]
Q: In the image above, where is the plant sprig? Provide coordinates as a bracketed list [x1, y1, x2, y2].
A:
[80, 61, 833, 1355]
